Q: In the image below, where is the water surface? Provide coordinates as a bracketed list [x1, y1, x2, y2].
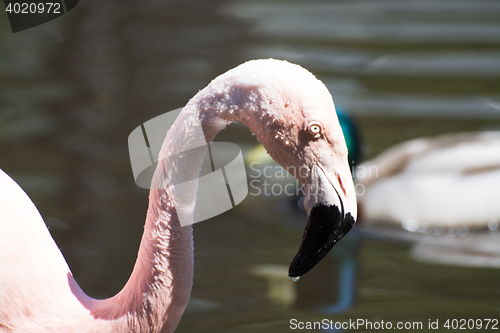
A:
[0, 0, 499, 331]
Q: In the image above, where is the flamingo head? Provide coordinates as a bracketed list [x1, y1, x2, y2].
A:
[285, 99, 358, 278]
[237, 60, 358, 278]
[207, 59, 358, 278]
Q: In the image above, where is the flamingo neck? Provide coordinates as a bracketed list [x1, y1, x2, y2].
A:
[84, 81, 270, 333]
[86, 187, 192, 333]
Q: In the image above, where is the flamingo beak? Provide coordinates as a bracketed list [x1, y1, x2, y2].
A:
[288, 161, 356, 278]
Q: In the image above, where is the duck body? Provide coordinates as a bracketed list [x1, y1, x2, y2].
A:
[357, 131, 500, 229]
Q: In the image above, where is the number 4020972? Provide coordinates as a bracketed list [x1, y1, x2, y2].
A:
[444, 319, 498, 330]
[5, 2, 62, 14]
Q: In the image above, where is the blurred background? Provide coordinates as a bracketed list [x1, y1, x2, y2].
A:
[0, 0, 499, 332]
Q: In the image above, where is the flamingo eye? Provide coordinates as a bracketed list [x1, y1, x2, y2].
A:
[308, 123, 322, 137]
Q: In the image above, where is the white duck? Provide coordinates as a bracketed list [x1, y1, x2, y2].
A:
[356, 131, 500, 231]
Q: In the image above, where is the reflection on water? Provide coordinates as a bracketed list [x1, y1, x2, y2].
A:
[1, 0, 500, 332]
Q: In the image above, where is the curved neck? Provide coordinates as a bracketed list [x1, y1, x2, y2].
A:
[79, 81, 270, 333]
[86, 188, 192, 332]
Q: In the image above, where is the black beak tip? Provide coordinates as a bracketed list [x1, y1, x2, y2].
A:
[288, 204, 356, 278]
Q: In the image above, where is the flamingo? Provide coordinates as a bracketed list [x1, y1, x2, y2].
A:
[0, 59, 357, 333]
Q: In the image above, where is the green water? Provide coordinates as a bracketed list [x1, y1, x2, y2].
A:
[0, 0, 499, 332]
